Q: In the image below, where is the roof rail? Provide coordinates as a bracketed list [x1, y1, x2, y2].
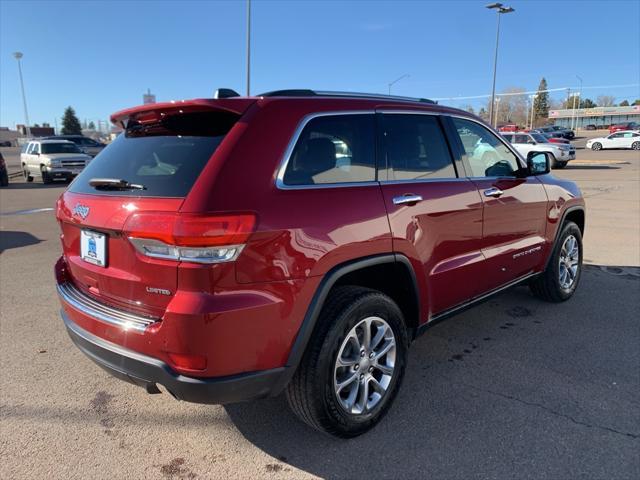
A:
[258, 89, 436, 104]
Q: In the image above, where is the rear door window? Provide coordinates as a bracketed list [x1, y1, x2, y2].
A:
[381, 114, 457, 180]
[69, 111, 239, 197]
[282, 114, 376, 186]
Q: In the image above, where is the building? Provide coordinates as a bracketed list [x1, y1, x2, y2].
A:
[549, 105, 640, 129]
[16, 124, 55, 137]
[143, 88, 156, 105]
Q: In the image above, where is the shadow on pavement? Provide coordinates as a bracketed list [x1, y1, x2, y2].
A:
[2, 181, 69, 190]
[225, 265, 640, 479]
[0, 231, 42, 253]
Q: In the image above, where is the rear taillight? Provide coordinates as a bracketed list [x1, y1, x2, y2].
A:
[124, 212, 256, 264]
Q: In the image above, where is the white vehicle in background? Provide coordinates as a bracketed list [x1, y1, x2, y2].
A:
[501, 132, 575, 169]
[586, 131, 640, 151]
[21, 139, 92, 184]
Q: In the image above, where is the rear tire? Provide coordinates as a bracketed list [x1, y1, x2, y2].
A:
[591, 142, 602, 151]
[632, 141, 640, 151]
[554, 161, 567, 169]
[286, 286, 409, 438]
[530, 221, 583, 302]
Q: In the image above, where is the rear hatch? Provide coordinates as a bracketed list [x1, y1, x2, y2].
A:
[57, 100, 254, 318]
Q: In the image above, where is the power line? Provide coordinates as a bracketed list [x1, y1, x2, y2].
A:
[432, 83, 640, 101]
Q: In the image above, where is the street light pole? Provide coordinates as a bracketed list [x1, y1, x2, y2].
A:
[574, 75, 583, 130]
[13, 51, 31, 138]
[246, 0, 251, 96]
[529, 94, 537, 129]
[486, 3, 515, 128]
[388, 74, 410, 95]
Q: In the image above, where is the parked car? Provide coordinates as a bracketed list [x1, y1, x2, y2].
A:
[498, 124, 520, 132]
[538, 125, 575, 140]
[43, 135, 106, 157]
[530, 129, 570, 144]
[501, 132, 575, 168]
[584, 124, 597, 131]
[21, 139, 92, 183]
[55, 89, 585, 438]
[609, 122, 640, 134]
[0, 152, 8, 187]
[586, 130, 640, 151]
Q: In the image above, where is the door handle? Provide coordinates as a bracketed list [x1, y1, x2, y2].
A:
[484, 187, 504, 198]
[393, 194, 423, 205]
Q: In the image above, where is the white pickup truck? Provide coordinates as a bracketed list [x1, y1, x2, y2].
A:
[501, 132, 575, 169]
[21, 139, 92, 184]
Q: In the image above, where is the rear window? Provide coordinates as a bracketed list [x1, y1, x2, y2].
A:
[42, 143, 82, 154]
[69, 111, 237, 197]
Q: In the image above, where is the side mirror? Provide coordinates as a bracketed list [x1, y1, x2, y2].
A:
[527, 151, 551, 175]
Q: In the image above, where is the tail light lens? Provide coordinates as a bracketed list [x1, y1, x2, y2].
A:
[124, 212, 256, 264]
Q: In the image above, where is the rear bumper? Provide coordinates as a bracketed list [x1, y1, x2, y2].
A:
[62, 309, 286, 404]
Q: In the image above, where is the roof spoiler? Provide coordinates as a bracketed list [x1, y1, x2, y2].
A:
[110, 97, 255, 128]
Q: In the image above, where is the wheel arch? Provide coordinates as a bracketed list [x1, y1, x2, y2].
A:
[271, 254, 421, 395]
[544, 205, 585, 270]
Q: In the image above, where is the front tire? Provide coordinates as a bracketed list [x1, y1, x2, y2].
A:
[23, 166, 33, 183]
[41, 166, 52, 184]
[591, 142, 602, 151]
[632, 141, 640, 151]
[530, 221, 583, 302]
[286, 286, 409, 438]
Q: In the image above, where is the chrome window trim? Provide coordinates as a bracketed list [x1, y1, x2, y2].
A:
[379, 177, 472, 186]
[275, 110, 376, 190]
[57, 282, 159, 332]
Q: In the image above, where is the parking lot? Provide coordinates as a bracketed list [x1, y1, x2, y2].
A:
[1, 135, 639, 479]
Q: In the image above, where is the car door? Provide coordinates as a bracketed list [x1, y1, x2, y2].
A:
[448, 116, 549, 293]
[377, 111, 484, 317]
[515, 134, 535, 157]
[619, 132, 639, 148]
[26, 143, 38, 173]
[603, 133, 622, 148]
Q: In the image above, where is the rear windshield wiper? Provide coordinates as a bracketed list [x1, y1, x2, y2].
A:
[89, 178, 146, 190]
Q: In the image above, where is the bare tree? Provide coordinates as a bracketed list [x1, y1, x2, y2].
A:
[597, 95, 616, 107]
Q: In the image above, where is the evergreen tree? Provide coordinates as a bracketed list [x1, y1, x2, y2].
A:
[61, 107, 82, 135]
[88, 121, 96, 130]
[619, 100, 629, 107]
[581, 98, 597, 109]
[532, 78, 549, 126]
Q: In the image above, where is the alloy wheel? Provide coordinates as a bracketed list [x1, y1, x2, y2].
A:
[559, 234, 580, 289]
[333, 316, 396, 415]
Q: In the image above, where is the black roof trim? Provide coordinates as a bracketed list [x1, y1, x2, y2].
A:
[259, 89, 436, 104]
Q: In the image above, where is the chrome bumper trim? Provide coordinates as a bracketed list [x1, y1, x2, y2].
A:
[57, 282, 159, 332]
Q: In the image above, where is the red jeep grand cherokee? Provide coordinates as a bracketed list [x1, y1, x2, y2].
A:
[56, 89, 585, 437]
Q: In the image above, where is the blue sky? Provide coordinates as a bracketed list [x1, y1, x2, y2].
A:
[1, 0, 639, 129]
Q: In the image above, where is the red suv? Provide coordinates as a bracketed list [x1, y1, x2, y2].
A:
[55, 90, 585, 437]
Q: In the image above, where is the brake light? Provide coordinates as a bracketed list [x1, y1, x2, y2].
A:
[124, 212, 255, 264]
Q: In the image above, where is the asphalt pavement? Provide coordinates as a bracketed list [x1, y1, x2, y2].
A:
[1, 137, 639, 479]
